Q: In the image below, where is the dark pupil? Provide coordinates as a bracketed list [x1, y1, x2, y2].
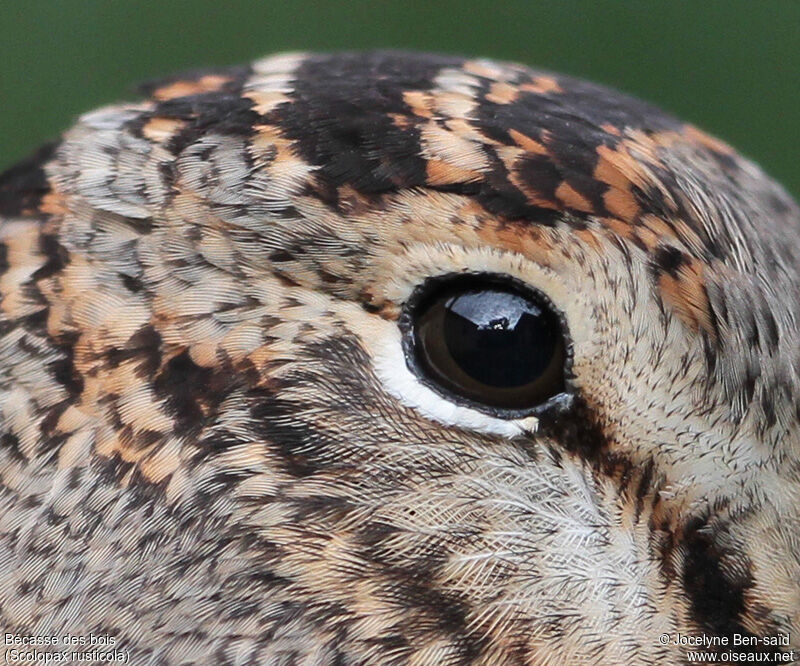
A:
[443, 290, 558, 387]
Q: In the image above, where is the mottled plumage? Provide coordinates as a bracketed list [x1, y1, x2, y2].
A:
[0, 51, 798, 665]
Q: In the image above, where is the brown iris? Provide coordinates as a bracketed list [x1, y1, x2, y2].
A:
[404, 275, 567, 413]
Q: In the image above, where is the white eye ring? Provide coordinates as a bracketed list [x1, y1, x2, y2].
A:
[369, 322, 542, 437]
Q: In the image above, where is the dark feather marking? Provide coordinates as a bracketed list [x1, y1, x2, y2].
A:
[124, 91, 261, 156]
[249, 393, 331, 478]
[120, 272, 143, 293]
[31, 233, 69, 281]
[651, 244, 689, 278]
[270, 51, 458, 195]
[0, 432, 25, 464]
[681, 516, 782, 661]
[515, 153, 566, 203]
[49, 331, 84, 398]
[382, 566, 489, 663]
[683, 518, 776, 652]
[473, 72, 681, 220]
[537, 394, 610, 459]
[153, 349, 240, 436]
[0, 142, 56, 218]
[102, 324, 162, 379]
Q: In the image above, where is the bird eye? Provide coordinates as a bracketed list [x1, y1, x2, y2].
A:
[401, 274, 568, 415]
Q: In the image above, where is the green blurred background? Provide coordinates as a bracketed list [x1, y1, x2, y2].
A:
[1, 1, 798, 197]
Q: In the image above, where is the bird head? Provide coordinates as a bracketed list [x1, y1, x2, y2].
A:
[1, 51, 798, 664]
